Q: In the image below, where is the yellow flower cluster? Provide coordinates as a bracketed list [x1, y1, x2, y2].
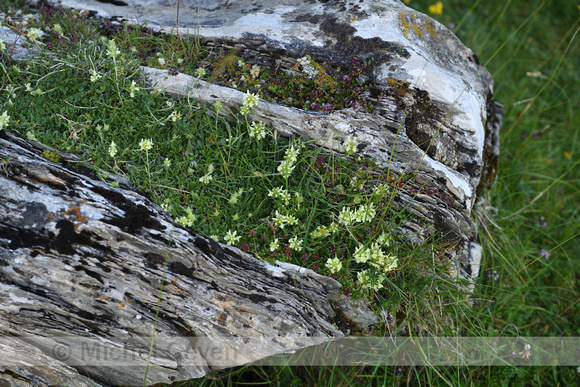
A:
[428, 1, 444, 15]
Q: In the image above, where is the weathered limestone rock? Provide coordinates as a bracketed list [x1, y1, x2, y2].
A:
[1, 0, 503, 384]
[0, 130, 348, 385]
[0, 25, 41, 60]
[50, 0, 502, 280]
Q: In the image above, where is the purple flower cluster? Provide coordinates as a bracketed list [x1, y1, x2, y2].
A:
[488, 270, 499, 281]
[538, 216, 547, 228]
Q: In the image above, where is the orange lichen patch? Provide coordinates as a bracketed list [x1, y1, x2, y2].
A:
[399, 13, 410, 39]
[67, 206, 88, 224]
[425, 18, 439, 40]
[411, 24, 423, 39]
[165, 278, 191, 296]
[47, 213, 54, 219]
[399, 12, 440, 42]
[119, 301, 126, 307]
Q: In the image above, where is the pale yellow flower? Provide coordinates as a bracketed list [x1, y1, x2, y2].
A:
[224, 230, 240, 245]
[139, 138, 153, 151]
[325, 257, 342, 274]
[0, 111, 10, 130]
[243, 91, 259, 108]
[26, 28, 43, 40]
[108, 141, 117, 158]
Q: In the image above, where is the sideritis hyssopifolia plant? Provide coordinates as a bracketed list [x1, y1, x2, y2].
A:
[0, 5, 459, 306]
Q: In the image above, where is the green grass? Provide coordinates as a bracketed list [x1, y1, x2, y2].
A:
[1, 0, 579, 385]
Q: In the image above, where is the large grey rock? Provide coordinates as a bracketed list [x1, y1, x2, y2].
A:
[2, 0, 503, 384]
[50, 0, 502, 280]
[0, 130, 348, 386]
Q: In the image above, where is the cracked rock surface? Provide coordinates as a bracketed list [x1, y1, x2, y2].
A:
[0, 130, 353, 385]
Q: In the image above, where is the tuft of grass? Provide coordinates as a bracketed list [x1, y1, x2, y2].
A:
[1, 0, 578, 385]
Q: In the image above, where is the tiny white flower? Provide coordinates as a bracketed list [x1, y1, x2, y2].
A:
[243, 91, 259, 109]
[199, 174, 213, 184]
[338, 206, 356, 226]
[288, 236, 303, 251]
[344, 135, 358, 155]
[106, 39, 120, 59]
[128, 80, 140, 97]
[229, 188, 244, 205]
[161, 200, 172, 212]
[164, 158, 171, 168]
[177, 207, 197, 227]
[377, 232, 392, 246]
[278, 160, 295, 179]
[286, 214, 298, 226]
[250, 64, 260, 79]
[357, 270, 384, 290]
[249, 121, 267, 140]
[26, 131, 37, 141]
[354, 244, 371, 264]
[168, 110, 182, 121]
[269, 239, 279, 252]
[268, 187, 285, 198]
[329, 222, 339, 234]
[519, 343, 531, 360]
[158, 57, 166, 65]
[325, 257, 342, 274]
[273, 211, 288, 229]
[26, 28, 43, 40]
[108, 141, 117, 158]
[195, 67, 206, 78]
[90, 69, 102, 83]
[285, 145, 300, 165]
[0, 111, 10, 130]
[139, 138, 153, 151]
[224, 230, 240, 246]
